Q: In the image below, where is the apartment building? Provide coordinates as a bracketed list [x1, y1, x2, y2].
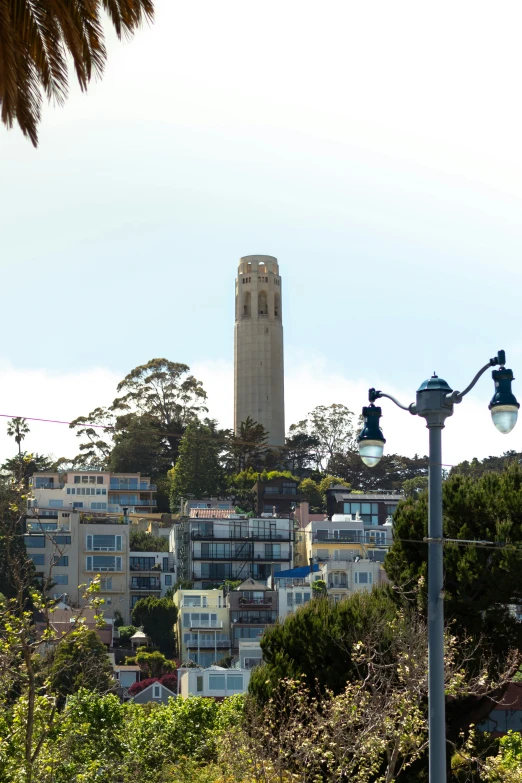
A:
[25, 510, 132, 623]
[295, 511, 394, 569]
[129, 551, 175, 610]
[174, 588, 230, 667]
[227, 578, 277, 654]
[28, 469, 157, 516]
[175, 510, 294, 587]
[318, 557, 386, 603]
[178, 665, 251, 697]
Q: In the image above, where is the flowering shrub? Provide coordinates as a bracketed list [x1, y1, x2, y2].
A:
[128, 672, 178, 696]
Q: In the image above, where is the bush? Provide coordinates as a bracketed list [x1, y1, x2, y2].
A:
[118, 625, 137, 645]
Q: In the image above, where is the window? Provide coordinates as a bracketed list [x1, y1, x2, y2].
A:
[54, 536, 71, 545]
[258, 290, 268, 315]
[286, 593, 293, 607]
[163, 557, 169, 572]
[85, 556, 122, 572]
[153, 684, 161, 699]
[97, 476, 104, 484]
[82, 476, 89, 484]
[48, 499, 63, 508]
[303, 592, 311, 603]
[54, 574, 68, 585]
[91, 502, 107, 510]
[86, 535, 122, 551]
[208, 674, 226, 691]
[26, 535, 45, 548]
[130, 556, 155, 571]
[164, 575, 172, 586]
[100, 577, 112, 590]
[264, 543, 281, 559]
[354, 572, 372, 585]
[184, 595, 201, 607]
[73, 502, 83, 509]
[196, 676, 203, 693]
[29, 554, 45, 565]
[67, 488, 74, 494]
[53, 555, 69, 566]
[74, 476, 81, 484]
[295, 593, 302, 604]
[227, 674, 243, 690]
[316, 529, 329, 541]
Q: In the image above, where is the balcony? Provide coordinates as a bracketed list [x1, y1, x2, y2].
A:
[129, 579, 161, 592]
[33, 483, 65, 490]
[232, 616, 274, 625]
[185, 636, 230, 649]
[189, 620, 224, 629]
[130, 564, 162, 572]
[239, 597, 273, 607]
[191, 531, 292, 542]
[313, 533, 363, 543]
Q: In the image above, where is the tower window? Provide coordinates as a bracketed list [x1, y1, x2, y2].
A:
[243, 291, 251, 317]
[258, 291, 268, 315]
[275, 292, 281, 318]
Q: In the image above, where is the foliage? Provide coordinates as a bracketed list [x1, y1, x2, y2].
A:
[402, 476, 429, 498]
[168, 421, 224, 510]
[284, 431, 320, 476]
[0, 481, 33, 598]
[328, 451, 429, 492]
[127, 673, 177, 696]
[385, 465, 522, 662]
[108, 413, 173, 479]
[132, 650, 175, 678]
[131, 596, 178, 654]
[224, 417, 268, 472]
[0, 452, 54, 486]
[225, 468, 258, 512]
[311, 579, 327, 594]
[70, 358, 208, 467]
[298, 477, 323, 511]
[130, 530, 169, 551]
[6, 417, 30, 456]
[118, 625, 137, 645]
[451, 451, 522, 479]
[47, 629, 116, 704]
[483, 731, 522, 781]
[289, 404, 357, 471]
[0, 0, 153, 147]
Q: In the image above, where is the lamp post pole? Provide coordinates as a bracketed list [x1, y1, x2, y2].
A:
[357, 351, 519, 783]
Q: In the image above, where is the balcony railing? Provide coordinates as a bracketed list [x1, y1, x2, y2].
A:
[189, 620, 224, 629]
[130, 581, 161, 590]
[238, 597, 273, 606]
[185, 637, 230, 649]
[191, 532, 292, 541]
[193, 552, 289, 561]
[33, 483, 65, 490]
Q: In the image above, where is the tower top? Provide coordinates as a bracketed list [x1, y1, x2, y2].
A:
[238, 255, 279, 275]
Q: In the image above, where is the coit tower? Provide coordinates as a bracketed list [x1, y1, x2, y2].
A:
[234, 255, 285, 447]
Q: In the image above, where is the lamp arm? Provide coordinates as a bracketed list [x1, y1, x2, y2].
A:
[369, 389, 417, 415]
[447, 351, 504, 403]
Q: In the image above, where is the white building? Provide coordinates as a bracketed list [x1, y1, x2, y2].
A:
[178, 665, 251, 698]
[29, 469, 157, 517]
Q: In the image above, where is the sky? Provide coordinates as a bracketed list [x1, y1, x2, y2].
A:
[1, 0, 522, 467]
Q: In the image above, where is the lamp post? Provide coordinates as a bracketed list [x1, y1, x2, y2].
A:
[357, 350, 519, 783]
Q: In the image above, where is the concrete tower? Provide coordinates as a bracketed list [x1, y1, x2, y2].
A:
[234, 255, 285, 446]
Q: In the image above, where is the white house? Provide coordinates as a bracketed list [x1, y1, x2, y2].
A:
[178, 665, 251, 698]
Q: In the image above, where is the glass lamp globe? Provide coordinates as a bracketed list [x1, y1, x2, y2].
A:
[491, 405, 519, 434]
[359, 439, 385, 467]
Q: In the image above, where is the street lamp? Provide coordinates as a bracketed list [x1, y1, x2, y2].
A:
[357, 350, 518, 783]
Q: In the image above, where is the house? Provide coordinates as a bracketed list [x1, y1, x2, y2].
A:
[34, 607, 114, 653]
[174, 588, 230, 667]
[110, 654, 141, 693]
[237, 639, 263, 669]
[477, 683, 522, 735]
[227, 578, 277, 654]
[325, 488, 401, 525]
[253, 476, 299, 516]
[178, 665, 251, 698]
[130, 681, 177, 704]
[129, 550, 175, 611]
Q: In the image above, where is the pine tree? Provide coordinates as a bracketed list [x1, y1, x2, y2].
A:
[168, 421, 223, 509]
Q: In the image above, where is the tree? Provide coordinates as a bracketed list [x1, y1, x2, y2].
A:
[451, 451, 522, 479]
[47, 629, 115, 704]
[168, 421, 224, 510]
[130, 530, 169, 552]
[6, 417, 30, 456]
[385, 465, 522, 665]
[108, 413, 173, 478]
[328, 450, 429, 492]
[131, 596, 178, 654]
[225, 468, 258, 512]
[298, 477, 323, 511]
[224, 417, 268, 472]
[0, 0, 154, 147]
[284, 431, 320, 476]
[70, 358, 208, 467]
[288, 404, 357, 472]
[1, 452, 54, 486]
[117, 625, 137, 645]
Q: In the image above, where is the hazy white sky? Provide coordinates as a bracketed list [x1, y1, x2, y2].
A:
[1, 0, 522, 466]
